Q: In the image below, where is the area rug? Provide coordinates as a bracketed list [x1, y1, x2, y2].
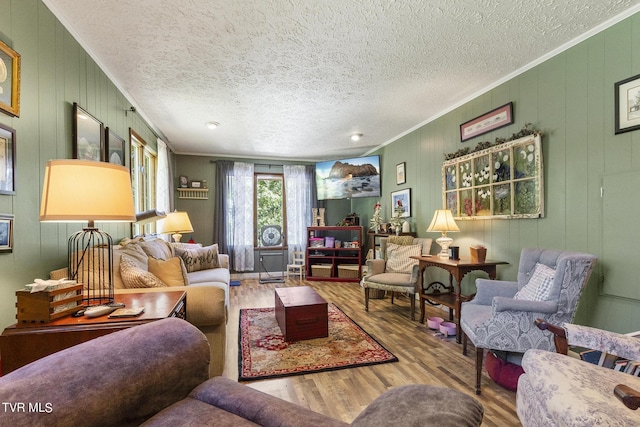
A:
[238, 304, 397, 381]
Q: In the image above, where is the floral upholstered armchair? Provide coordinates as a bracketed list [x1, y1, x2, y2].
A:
[517, 320, 640, 426]
[460, 248, 597, 394]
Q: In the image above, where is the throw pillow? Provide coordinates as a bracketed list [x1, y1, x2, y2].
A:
[138, 238, 173, 260]
[120, 254, 166, 288]
[387, 235, 415, 246]
[148, 256, 189, 287]
[514, 262, 556, 301]
[175, 243, 220, 272]
[386, 243, 421, 274]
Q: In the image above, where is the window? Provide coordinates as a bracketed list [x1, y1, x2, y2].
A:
[130, 129, 157, 236]
[254, 173, 286, 247]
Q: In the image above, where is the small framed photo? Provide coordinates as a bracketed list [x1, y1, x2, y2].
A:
[0, 39, 20, 117]
[615, 73, 640, 134]
[179, 175, 189, 188]
[396, 162, 406, 185]
[460, 102, 514, 142]
[190, 180, 202, 188]
[391, 188, 411, 218]
[0, 213, 14, 253]
[0, 123, 16, 195]
[73, 103, 104, 161]
[105, 128, 125, 166]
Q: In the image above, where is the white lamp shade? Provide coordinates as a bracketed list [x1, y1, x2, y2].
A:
[159, 211, 194, 234]
[426, 209, 460, 233]
[40, 160, 135, 223]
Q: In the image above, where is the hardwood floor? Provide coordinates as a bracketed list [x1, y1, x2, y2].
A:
[222, 278, 521, 426]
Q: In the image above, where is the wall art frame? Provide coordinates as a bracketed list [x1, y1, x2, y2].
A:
[442, 133, 543, 220]
[0, 123, 15, 195]
[105, 127, 125, 166]
[73, 102, 104, 162]
[396, 162, 406, 185]
[0, 213, 14, 253]
[391, 188, 411, 218]
[0, 40, 20, 117]
[615, 73, 640, 135]
[460, 102, 514, 142]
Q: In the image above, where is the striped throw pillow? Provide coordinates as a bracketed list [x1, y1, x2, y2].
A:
[514, 263, 555, 301]
[386, 243, 421, 274]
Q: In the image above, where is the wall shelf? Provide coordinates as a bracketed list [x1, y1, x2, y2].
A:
[177, 188, 209, 200]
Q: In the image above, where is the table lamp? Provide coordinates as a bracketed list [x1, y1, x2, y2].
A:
[40, 160, 136, 305]
[159, 211, 193, 242]
[426, 209, 460, 258]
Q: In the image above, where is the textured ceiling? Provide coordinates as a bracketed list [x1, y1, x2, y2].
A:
[44, 0, 640, 161]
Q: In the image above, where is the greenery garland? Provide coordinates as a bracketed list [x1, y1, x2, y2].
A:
[444, 123, 541, 160]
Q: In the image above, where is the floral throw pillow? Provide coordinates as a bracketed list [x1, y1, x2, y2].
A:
[175, 244, 220, 272]
[514, 262, 556, 301]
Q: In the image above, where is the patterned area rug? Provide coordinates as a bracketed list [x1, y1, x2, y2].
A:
[238, 304, 397, 381]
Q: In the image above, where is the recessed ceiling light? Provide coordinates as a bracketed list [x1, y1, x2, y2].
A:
[206, 121, 220, 129]
[350, 133, 363, 142]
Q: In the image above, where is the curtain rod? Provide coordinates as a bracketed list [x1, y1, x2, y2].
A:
[210, 160, 283, 167]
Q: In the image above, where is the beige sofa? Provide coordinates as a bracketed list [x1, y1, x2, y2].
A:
[51, 238, 230, 377]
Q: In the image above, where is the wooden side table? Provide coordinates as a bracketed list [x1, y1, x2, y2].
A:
[0, 290, 186, 374]
[411, 256, 508, 343]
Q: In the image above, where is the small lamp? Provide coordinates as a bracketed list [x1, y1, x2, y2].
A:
[159, 211, 193, 242]
[40, 160, 136, 306]
[426, 209, 460, 258]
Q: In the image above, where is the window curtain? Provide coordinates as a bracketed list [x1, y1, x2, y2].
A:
[284, 164, 316, 262]
[156, 138, 172, 240]
[214, 161, 254, 272]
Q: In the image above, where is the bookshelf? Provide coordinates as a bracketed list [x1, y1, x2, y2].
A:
[306, 226, 363, 282]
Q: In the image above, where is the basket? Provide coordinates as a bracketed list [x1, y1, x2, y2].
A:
[16, 283, 84, 326]
[311, 264, 332, 277]
[337, 264, 361, 279]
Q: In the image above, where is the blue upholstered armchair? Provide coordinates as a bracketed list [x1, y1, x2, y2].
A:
[460, 248, 597, 394]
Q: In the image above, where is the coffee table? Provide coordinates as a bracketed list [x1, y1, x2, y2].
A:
[275, 286, 328, 342]
[0, 290, 186, 374]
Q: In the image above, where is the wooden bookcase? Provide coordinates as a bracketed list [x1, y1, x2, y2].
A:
[306, 226, 363, 282]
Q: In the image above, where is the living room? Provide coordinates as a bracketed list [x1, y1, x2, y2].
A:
[2, 1, 640, 425]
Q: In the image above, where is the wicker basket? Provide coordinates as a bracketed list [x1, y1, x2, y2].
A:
[337, 264, 361, 279]
[311, 264, 332, 277]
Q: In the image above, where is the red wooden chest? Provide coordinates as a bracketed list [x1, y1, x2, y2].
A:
[275, 286, 328, 342]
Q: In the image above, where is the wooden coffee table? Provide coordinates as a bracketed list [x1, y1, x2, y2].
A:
[0, 290, 186, 374]
[275, 286, 328, 342]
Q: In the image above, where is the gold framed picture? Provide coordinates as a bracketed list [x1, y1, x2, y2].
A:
[0, 40, 20, 117]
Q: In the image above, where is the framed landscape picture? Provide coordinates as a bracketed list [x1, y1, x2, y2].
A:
[0, 213, 14, 253]
[615, 73, 640, 134]
[0, 123, 16, 195]
[105, 128, 125, 166]
[460, 102, 514, 142]
[73, 103, 104, 161]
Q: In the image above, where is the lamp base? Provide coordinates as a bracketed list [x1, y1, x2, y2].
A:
[171, 233, 183, 243]
[436, 235, 454, 258]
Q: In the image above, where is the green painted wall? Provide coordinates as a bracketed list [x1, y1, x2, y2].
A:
[0, 0, 159, 330]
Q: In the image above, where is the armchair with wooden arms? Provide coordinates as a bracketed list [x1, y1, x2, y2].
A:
[516, 319, 640, 426]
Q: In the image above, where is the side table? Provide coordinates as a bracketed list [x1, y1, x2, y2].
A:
[0, 290, 186, 374]
[411, 256, 508, 343]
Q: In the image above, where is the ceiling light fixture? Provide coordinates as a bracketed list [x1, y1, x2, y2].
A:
[206, 121, 220, 129]
[350, 133, 363, 142]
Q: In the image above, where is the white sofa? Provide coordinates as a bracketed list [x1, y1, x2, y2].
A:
[52, 238, 230, 377]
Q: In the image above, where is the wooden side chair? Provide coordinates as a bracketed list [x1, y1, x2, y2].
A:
[286, 251, 305, 280]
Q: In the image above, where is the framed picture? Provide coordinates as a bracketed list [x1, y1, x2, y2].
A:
[105, 128, 126, 166]
[0, 123, 15, 195]
[0, 40, 20, 117]
[73, 103, 104, 161]
[396, 162, 406, 185]
[179, 175, 189, 188]
[615, 73, 640, 134]
[0, 213, 14, 253]
[391, 188, 411, 218]
[190, 180, 202, 188]
[460, 102, 514, 142]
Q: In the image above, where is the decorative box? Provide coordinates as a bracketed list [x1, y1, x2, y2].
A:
[470, 246, 487, 263]
[309, 237, 324, 248]
[324, 236, 335, 248]
[16, 283, 84, 326]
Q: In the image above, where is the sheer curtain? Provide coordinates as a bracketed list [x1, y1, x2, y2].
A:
[284, 164, 315, 261]
[156, 138, 172, 240]
[214, 161, 255, 272]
